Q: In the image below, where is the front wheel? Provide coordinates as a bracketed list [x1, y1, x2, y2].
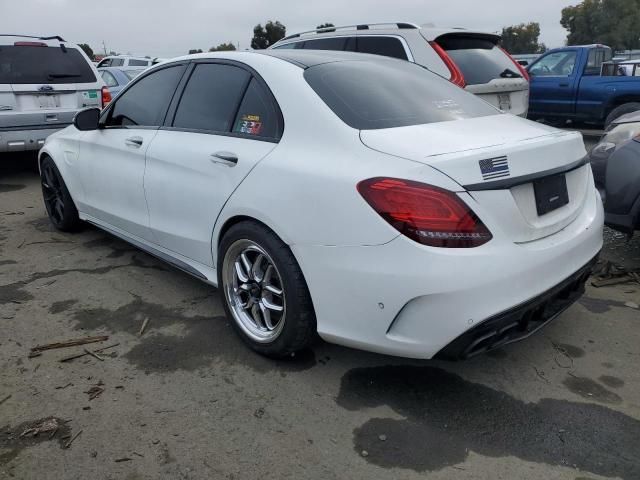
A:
[40, 156, 81, 232]
[218, 221, 316, 357]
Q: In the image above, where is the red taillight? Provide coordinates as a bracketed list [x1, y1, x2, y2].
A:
[101, 86, 112, 109]
[357, 178, 492, 248]
[14, 41, 47, 47]
[429, 41, 466, 88]
[499, 47, 530, 81]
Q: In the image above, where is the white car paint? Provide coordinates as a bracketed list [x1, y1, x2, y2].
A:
[40, 51, 603, 359]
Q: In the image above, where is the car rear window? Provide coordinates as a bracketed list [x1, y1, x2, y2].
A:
[436, 35, 519, 85]
[305, 59, 498, 130]
[0, 45, 96, 84]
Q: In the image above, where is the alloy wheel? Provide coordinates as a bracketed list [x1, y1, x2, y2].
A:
[41, 162, 65, 225]
[222, 240, 286, 343]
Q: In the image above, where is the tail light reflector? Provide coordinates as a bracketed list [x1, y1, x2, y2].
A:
[101, 86, 112, 109]
[357, 178, 492, 248]
[429, 41, 466, 88]
[499, 47, 530, 81]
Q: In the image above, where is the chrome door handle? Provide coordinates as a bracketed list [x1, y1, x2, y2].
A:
[125, 136, 143, 147]
[210, 151, 238, 166]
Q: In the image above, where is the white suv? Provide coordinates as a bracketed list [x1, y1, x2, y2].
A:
[270, 23, 530, 117]
[96, 55, 153, 68]
[0, 35, 105, 153]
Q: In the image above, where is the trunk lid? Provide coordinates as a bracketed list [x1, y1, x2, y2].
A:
[360, 114, 591, 243]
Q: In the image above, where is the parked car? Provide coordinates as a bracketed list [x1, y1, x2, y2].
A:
[269, 22, 530, 117]
[39, 50, 602, 360]
[527, 44, 640, 127]
[96, 55, 153, 68]
[98, 67, 145, 98]
[589, 111, 640, 234]
[0, 35, 105, 153]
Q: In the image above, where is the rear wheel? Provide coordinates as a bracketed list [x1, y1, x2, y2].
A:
[605, 102, 640, 129]
[218, 221, 316, 357]
[40, 156, 81, 232]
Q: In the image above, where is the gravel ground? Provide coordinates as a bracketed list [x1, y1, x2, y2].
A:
[1, 153, 639, 480]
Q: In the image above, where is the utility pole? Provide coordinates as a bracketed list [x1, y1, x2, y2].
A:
[102, 40, 107, 56]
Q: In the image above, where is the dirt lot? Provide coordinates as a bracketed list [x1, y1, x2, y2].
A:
[1, 153, 639, 480]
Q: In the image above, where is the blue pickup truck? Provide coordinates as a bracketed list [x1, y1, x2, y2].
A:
[527, 44, 640, 127]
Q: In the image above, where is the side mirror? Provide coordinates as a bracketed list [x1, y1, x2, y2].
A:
[73, 107, 101, 131]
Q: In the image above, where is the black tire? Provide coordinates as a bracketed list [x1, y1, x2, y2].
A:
[605, 102, 640, 129]
[218, 221, 316, 357]
[40, 156, 81, 232]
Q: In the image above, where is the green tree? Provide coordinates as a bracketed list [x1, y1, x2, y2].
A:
[188, 49, 203, 54]
[500, 22, 547, 54]
[316, 23, 335, 31]
[209, 42, 236, 52]
[251, 21, 286, 49]
[78, 43, 94, 60]
[561, 0, 640, 50]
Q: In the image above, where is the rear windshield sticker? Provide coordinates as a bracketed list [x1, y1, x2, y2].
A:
[234, 114, 262, 135]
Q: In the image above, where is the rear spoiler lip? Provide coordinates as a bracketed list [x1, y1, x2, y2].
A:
[463, 155, 589, 191]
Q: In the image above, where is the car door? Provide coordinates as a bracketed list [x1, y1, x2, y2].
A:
[77, 63, 186, 240]
[144, 61, 282, 266]
[528, 49, 580, 116]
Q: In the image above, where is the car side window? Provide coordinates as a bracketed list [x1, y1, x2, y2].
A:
[111, 58, 125, 67]
[172, 63, 250, 133]
[97, 59, 111, 68]
[356, 36, 408, 60]
[232, 78, 280, 139]
[273, 42, 303, 49]
[129, 59, 148, 67]
[303, 37, 348, 51]
[100, 71, 118, 87]
[529, 51, 577, 77]
[105, 65, 185, 128]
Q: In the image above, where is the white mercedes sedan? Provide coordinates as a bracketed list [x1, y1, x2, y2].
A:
[39, 50, 603, 360]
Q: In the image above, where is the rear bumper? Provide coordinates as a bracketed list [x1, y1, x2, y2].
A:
[0, 124, 70, 152]
[436, 254, 598, 359]
[293, 187, 603, 359]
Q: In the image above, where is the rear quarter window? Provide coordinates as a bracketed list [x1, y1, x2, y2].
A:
[356, 36, 408, 60]
[305, 59, 498, 130]
[436, 36, 519, 85]
[0, 45, 97, 84]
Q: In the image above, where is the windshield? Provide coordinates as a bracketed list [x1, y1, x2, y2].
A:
[0, 45, 96, 84]
[436, 35, 520, 85]
[304, 59, 499, 130]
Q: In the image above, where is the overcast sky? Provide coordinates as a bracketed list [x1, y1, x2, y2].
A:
[2, 0, 579, 58]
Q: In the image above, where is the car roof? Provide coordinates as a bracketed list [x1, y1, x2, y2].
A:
[271, 23, 500, 47]
[100, 55, 150, 60]
[259, 49, 383, 68]
[166, 50, 390, 70]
